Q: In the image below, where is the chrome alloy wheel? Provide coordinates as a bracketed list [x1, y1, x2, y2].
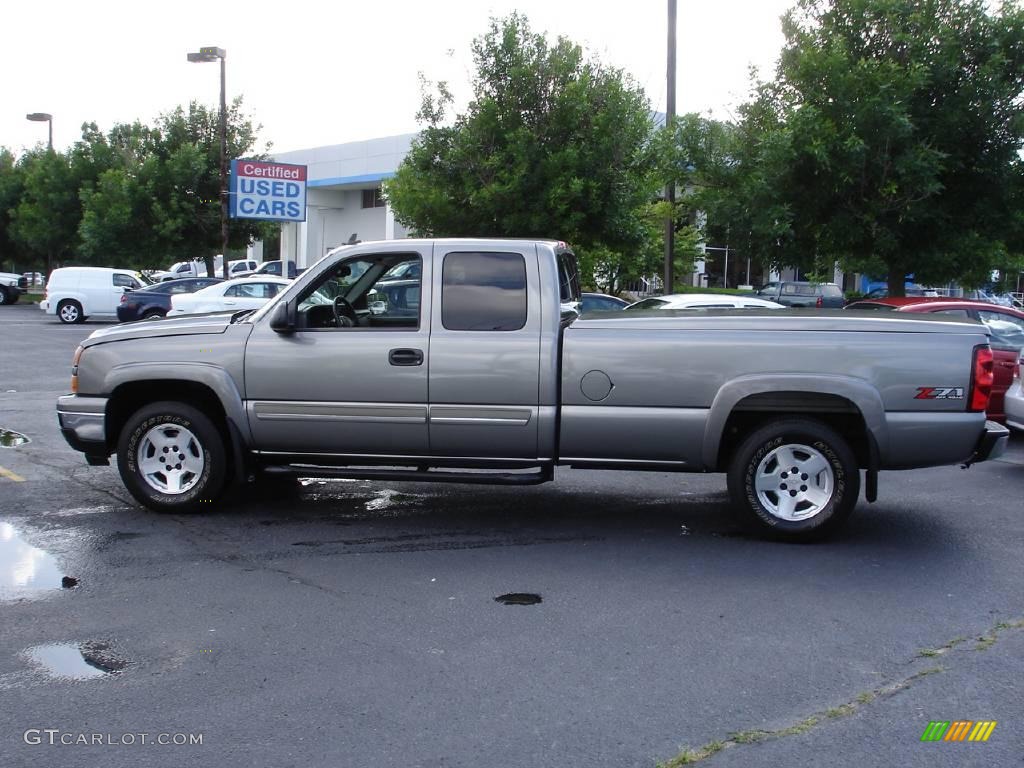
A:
[59, 303, 80, 322]
[136, 423, 205, 495]
[754, 443, 834, 521]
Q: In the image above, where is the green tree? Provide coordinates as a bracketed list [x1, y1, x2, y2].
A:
[0, 148, 27, 271]
[385, 14, 659, 290]
[752, 0, 1024, 295]
[9, 148, 81, 277]
[77, 100, 274, 275]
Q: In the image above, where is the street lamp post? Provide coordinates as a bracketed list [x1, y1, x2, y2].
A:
[26, 113, 53, 151]
[26, 112, 55, 277]
[187, 46, 229, 279]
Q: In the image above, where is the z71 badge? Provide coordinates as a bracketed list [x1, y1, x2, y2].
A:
[914, 387, 965, 400]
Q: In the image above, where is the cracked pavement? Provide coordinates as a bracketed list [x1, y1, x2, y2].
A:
[1, 302, 1022, 767]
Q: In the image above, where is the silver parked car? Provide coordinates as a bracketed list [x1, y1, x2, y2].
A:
[1005, 351, 1024, 432]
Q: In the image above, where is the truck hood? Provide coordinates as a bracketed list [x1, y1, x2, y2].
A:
[81, 311, 242, 348]
[572, 308, 989, 334]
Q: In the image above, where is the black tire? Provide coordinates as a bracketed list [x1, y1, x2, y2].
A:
[0, 288, 15, 305]
[141, 309, 165, 320]
[116, 401, 226, 512]
[726, 418, 860, 541]
[57, 299, 84, 324]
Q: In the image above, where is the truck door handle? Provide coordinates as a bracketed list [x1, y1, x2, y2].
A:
[389, 348, 423, 366]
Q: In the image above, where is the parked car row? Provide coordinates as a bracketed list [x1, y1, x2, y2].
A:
[152, 258, 260, 282]
[35, 264, 292, 323]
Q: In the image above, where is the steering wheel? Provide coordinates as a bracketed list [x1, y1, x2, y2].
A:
[332, 295, 358, 327]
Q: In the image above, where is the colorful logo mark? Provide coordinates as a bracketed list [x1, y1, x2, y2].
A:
[921, 721, 996, 742]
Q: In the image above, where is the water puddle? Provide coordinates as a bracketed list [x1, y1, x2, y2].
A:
[0, 523, 67, 597]
[495, 592, 543, 606]
[0, 429, 29, 447]
[24, 641, 127, 680]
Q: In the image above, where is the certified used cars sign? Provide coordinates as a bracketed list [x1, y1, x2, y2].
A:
[229, 159, 307, 222]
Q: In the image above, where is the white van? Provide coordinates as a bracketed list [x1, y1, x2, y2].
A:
[40, 267, 150, 323]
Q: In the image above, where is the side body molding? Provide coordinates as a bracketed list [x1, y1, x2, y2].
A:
[701, 374, 887, 469]
[103, 362, 253, 444]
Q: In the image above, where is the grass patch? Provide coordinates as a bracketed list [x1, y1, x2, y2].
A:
[659, 741, 725, 767]
[973, 619, 1024, 651]
[918, 636, 967, 658]
[826, 704, 856, 719]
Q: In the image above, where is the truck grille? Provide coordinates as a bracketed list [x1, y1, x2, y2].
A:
[17, 276, 27, 289]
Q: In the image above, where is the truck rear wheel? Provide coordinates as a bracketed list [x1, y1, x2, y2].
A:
[116, 401, 226, 512]
[726, 418, 859, 541]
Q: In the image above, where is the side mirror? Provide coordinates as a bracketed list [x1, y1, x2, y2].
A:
[269, 300, 295, 333]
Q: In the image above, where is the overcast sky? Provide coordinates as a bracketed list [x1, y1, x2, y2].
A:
[2, 0, 794, 156]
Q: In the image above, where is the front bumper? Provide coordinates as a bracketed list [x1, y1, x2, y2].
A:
[965, 419, 1010, 465]
[57, 395, 109, 460]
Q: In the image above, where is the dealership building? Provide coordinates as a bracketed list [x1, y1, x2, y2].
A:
[259, 133, 417, 269]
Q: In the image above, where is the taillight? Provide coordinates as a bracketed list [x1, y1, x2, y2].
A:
[969, 345, 994, 412]
[815, 296, 823, 308]
[120, 294, 127, 304]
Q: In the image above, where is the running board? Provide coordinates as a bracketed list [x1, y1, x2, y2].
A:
[262, 464, 554, 486]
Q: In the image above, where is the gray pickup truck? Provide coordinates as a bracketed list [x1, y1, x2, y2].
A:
[57, 239, 1008, 540]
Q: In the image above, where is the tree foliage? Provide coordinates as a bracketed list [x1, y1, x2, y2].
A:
[0, 149, 26, 268]
[748, 0, 1024, 293]
[386, 13, 662, 290]
[2, 99, 273, 276]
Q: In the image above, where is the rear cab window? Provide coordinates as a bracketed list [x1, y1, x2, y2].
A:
[556, 251, 581, 305]
[441, 252, 527, 331]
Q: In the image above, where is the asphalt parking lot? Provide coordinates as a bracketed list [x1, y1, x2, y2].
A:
[1, 301, 1022, 768]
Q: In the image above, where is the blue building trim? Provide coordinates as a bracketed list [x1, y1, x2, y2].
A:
[307, 172, 396, 188]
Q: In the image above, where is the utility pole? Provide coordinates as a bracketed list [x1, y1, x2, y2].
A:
[218, 54, 229, 279]
[664, 0, 677, 295]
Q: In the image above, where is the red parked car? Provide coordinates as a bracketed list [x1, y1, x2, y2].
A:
[846, 297, 1024, 424]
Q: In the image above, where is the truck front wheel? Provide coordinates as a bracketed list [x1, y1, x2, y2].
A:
[726, 418, 860, 541]
[117, 402, 226, 512]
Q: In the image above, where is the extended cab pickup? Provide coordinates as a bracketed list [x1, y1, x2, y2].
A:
[57, 239, 1009, 540]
